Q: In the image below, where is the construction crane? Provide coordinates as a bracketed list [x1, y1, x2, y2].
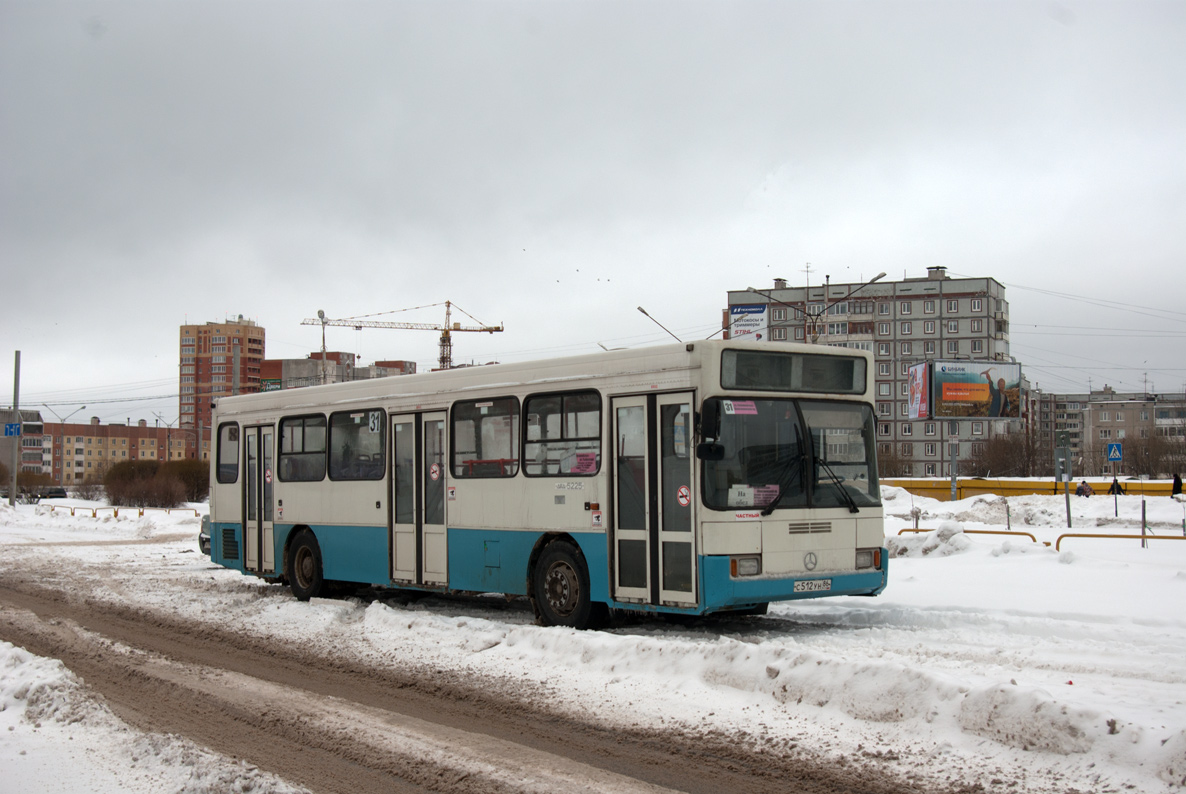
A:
[301, 301, 504, 372]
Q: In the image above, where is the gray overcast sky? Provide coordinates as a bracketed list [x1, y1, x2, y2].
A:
[2, 0, 1184, 425]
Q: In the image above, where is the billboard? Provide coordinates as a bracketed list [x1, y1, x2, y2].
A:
[728, 304, 769, 341]
[907, 362, 930, 419]
[932, 361, 1021, 419]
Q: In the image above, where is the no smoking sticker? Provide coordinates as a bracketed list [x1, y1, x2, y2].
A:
[677, 485, 690, 507]
[429, 463, 441, 481]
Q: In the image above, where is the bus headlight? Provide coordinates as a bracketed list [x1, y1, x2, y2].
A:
[855, 548, 881, 570]
[731, 556, 761, 577]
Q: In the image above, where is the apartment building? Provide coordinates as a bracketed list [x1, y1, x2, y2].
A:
[179, 316, 265, 431]
[0, 409, 45, 476]
[726, 266, 1015, 476]
[1040, 386, 1186, 477]
[39, 417, 211, 485]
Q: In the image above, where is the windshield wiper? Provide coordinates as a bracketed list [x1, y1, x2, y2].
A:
[816, 457, 860, 513]
[760, 425, 805, 517]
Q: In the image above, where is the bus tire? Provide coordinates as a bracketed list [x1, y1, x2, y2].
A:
[532, 540, 605, 629]
[288, 531, 324, 601]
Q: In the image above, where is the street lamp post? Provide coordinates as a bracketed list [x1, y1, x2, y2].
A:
[747, 271, 887, 344]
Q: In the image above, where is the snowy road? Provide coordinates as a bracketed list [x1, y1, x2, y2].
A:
[2, 489, 1186, 793]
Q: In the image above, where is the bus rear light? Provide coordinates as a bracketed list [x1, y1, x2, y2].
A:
[731, 556, 761, 577]
[856, 548, 882, 570]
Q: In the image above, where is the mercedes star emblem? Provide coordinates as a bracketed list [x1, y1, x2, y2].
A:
[804, 552, 818, 571]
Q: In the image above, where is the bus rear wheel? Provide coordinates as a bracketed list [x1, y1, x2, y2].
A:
[532, 540, 605, 629]
[288, 531, 324, 601]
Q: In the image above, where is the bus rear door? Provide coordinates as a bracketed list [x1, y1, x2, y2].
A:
[391, 412, 448, 586]
[243, 425, 276, 574]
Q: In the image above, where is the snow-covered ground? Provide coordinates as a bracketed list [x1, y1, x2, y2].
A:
[2, 486, 1186, 793]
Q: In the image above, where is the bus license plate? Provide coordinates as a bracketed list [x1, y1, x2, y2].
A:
[794, 579, 831, 593]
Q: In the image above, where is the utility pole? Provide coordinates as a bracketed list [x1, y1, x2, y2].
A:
[8, 351, 19, 506]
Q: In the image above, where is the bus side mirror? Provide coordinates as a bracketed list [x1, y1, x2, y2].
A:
[700, 399, 721, 440]
[697, 443, 725, 461]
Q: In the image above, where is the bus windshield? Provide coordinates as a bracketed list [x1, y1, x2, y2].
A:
[702, 398, 880, 512]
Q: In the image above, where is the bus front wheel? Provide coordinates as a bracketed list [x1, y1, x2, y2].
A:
[532, 540, 605, 629]
[288, 531, 324, 601]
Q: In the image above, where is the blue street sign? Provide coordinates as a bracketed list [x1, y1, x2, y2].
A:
[4, 423, 20, 437]
[1107, 442, 1122, 462]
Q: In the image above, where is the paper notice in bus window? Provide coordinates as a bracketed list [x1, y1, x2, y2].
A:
[728, 485, 754, 507]
[752, 485, 780, 506]
[723, 400, 758, 415]
[570, 452, 598, 473]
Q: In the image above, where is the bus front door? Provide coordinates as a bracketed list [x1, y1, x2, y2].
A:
[391, 412, 448, 586]
[243, 425, 275, 574]
[611, 393, 696, 608]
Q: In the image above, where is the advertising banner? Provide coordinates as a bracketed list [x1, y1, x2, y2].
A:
[907, 362, 930, 419]
[932, 361, 1021, 418]
[728, 304, 769, 341]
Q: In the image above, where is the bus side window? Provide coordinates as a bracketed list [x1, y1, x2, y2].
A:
[523, 391, 601, 476]
[451, 397, 520, 477]
[279, 415, 327, 482]
[328, 409, 386, 480]
[217, 423, 239, 483]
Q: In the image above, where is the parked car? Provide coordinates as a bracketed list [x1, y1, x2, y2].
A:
[199, 514, 211, 555]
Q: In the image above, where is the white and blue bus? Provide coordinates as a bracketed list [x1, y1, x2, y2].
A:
[206, 339, 887, 628]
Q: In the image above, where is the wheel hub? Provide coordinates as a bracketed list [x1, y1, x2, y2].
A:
[544, 562, 579, 616]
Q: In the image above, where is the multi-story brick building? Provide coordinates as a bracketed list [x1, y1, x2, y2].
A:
[179, 317, 265, 432]
[260, 353, 417, 391]
[38, 417, 211, 485]
[727, 266, 1016, 476]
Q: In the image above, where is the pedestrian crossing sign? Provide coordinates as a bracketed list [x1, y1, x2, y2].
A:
[1107, 443, 1122, 462]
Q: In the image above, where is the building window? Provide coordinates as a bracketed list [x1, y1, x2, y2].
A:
[972, 421, 983, 435]
[924, 300, 935, 314]
[947, 340, 959, 354]
[1100, 411, 1109, 421]
[902, 442, 913, 455]
[946, 299, 958, 312]
[971, 319, 983, 333]
[947, 320, 959, 333]
[878, 303, 890, 315]
[924, 341, 935, 354]
[901, 342, 912, 355]
[1100, 429, 1112, 439]
[878, 343, 890, 356]
[971, 340, 983, 354]
[878, 363, 891, 376]
[924, 321, 935, 334]
[900, 403, 909, 416]
[794, 327, 805, 340]
[879, 383, 892, 396]
[925, 443, 937, 456]
[900, 322, 912, 335]
[878, 402, 891, 416]
[925, 463, 936, 476]
[900, 381, 909, 396]
[878, 322, 890, 335]
[900, 362, 910, 376]
[900, 301, 912, 315]
[878, 423, 890, 436]
[772, 308, 787, 321]
[772, 327, 788, 341]
[971, 298, 983, 312]
[925, 423, 936, 436]
[902, 424, 913, 436]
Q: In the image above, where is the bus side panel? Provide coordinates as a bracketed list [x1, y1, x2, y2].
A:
[698, 554, 889, 612]
[310, 524, 390, 585]
[447, 528, 610, 603]
[211, 521, 246, 573]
